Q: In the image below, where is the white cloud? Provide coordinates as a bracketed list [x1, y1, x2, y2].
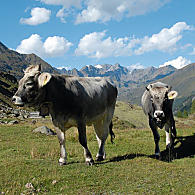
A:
[16, 34, 73, 58]
[75, 0, 171, 24]
[190, 47, 195, 55]
[39, 0, 81, 8]
[135, 22, 191, 54]
[127, 63, 145, 70]
[20, 7, 51, 25]
[159, 56, 191, 69]
[75, 22, 192, 58]
[75, 31, 133, 58]
[38, 0, 170, 24]
[56, 7, 67, 23]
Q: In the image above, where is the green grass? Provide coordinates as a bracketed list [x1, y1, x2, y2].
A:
[0, 122, 195, 194]
[0, 102, 195, 194]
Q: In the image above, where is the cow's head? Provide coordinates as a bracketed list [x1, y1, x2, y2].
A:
[146, 83, 178, 125]
[12, 65, 52, 107]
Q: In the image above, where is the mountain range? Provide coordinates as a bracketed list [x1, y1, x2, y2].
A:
[0, 41, 194, 112]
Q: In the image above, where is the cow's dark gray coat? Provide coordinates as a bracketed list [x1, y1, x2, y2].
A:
[141, 82, 178, 158]
[12, 65, 117, 165]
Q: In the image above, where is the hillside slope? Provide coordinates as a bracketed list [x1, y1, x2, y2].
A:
[0, 71, 18, 107]
[119, 63, 195, 112]
[0, 41, 57, 79]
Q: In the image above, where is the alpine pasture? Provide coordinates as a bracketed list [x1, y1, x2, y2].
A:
[0, 101, 195, 194]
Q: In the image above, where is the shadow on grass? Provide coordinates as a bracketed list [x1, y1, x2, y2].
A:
[96, 153, 146, 165]
[150, 133, 195, 162]
[66, 133, 195, 165]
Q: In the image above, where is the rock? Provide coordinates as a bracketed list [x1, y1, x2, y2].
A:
[8, 120, 19, 125]
[52, 180, 57, 185]
[25, 183, 34, 189]
[33, 126, 56, 136]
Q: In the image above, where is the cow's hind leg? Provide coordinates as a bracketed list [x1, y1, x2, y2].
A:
[149, 117, 160, 158]
[56, 128, 67, 165]
[170, 116, 177, 146]
[165, 123, 172, 149]
[165, 123, 175, 162]
[93, 120, 110, 161]
[77, 122, 94, 165]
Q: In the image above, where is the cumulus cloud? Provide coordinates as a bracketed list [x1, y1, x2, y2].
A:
[20, 7, 51, 25]
[159, 56, 191, 69]
[39, 0, 81, 8]
[39, 0, 81, 22]
[56, 7, 67, 23]
[75, 31, 133, 58]
[75, 22, 192, 58]
[38, 0, 170, 24]
[135, 22, 192, 54]
[16, 34, 73, 58]
[75, 0, 171, 24]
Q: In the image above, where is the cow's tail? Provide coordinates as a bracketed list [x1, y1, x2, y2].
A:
[109, 121, 115, 144]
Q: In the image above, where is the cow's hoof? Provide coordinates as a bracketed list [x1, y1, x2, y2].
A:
[155, 153, 161, 159]
[59, 161, 67, 166]
[58, 158, 67, 166]
[86, 159, 94, 166]
[96, 156, 105, 162]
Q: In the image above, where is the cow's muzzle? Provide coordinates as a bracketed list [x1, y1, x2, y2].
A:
[154, 111, 164, 119]
[12, 96, 24, 107]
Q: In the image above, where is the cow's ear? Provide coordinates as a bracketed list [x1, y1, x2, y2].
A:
[168, 91, 178, 100]
[146, 84, 152, 91]
[38, 73, 52, 87]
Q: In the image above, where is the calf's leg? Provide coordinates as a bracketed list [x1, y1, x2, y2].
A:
[78, 122, 94, 165]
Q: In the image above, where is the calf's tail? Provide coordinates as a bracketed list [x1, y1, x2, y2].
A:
[109, 121, 115, 144]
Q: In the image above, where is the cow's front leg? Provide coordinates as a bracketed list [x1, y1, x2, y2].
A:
[149, 117, 160, 158]
[56, 128, 67, 165]
[78, 122, 94, 165]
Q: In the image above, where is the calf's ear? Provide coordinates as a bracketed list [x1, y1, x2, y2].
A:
[38, 73, 52, 87]
[168, 91, 178, 100]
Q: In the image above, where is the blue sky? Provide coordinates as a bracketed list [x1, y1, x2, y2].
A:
[1, 0, 195, 70]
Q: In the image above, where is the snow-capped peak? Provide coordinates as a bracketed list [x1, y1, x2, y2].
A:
[95, 64, 103, 69]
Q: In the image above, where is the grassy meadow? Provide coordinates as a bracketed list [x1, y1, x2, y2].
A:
[0, 101, 195, 194]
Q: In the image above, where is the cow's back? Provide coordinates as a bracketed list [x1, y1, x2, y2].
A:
[47, 75, 117, 120]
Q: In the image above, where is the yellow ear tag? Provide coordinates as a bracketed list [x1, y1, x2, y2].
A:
[168, 91, 178, 100]
[43, 76, 48, 86]
[168, 94, 174, 99]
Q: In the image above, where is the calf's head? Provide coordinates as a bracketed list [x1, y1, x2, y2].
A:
[146, 83, 178, 124]
[12, 65, 51, 107]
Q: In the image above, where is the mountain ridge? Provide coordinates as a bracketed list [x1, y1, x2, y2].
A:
[0, 41, 194, 112]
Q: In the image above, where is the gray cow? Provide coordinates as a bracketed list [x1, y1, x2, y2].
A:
[12, 65, 117, 165]
[141, 82, 178, 158]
